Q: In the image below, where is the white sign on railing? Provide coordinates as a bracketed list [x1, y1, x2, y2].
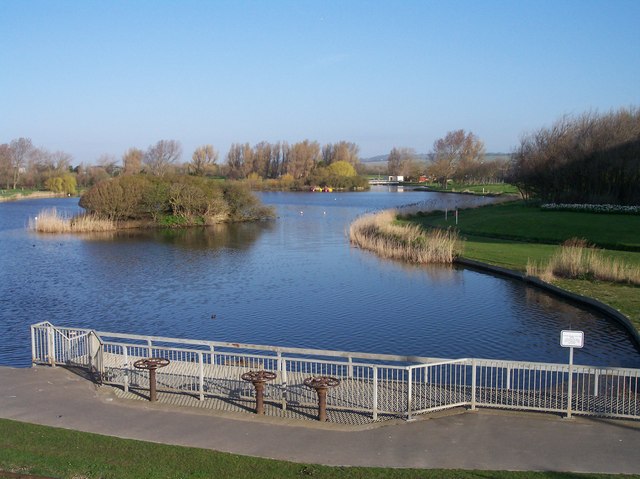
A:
[560, 330, 584, 348]
[560, 330, 584, 419]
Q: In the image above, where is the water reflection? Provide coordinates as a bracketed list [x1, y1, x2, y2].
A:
[52, 222, 273, 251]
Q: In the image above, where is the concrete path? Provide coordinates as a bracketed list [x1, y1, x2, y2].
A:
[1, 366, 639, 474]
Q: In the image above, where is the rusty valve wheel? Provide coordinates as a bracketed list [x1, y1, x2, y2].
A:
[133, 357, 170, 402]
[241, 370, 277, 383]
[303, 376, 340, 422]
[241, 370, 277, 415]
[133, 357, 170, 370]
[303, 376, 340, 390]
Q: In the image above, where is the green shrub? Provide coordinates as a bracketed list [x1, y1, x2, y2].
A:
[79, 175, 151, 220]
[45, 173, 77, 195]
[221, 181, 274, 221]
[79, 175, 274, 225]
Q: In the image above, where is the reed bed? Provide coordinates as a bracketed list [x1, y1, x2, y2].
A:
[349, 209, 461, 264]
[29, 208, 116, 233]
[527, 238, 640, 285]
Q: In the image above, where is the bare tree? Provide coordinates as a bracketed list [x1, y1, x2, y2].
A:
[429, 130, 484, 186]
[122, 148, 143, 175]
[143, 140, 182, 176]
[50, 150, 73, 173]
[0, 143, 12, 189]
[285, 140, 321, 179]
[190, 145, 218, 176]
[387, 147, 415, 177]
[9, 137, 33, 189]
[322, 141, 360, 166]
[225, 143, 254, 179]
[509, 108, 640, 204]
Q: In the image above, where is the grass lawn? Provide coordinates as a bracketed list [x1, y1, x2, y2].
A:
[0, 419, 632, 479]
[418, 182, 520, 196]
[0, 188, 41, 199]
[401, 201, 640, 329]
[409, 201, 640, 251]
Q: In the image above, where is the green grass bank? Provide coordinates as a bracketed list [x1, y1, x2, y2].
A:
[0, 419, 632, 479]
[412, 182, 520, 196]
[400, 201, 640, 330]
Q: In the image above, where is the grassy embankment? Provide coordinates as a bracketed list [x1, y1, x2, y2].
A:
[413, 182, 520, 196]
[0, 418, 631, 479]
[400, 201, 640, 330]
[0, 188, 59, 201]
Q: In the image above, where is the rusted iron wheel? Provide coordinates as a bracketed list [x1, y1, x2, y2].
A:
[241, 370, 277, 415]
[241, 370, 277, 383]
[133, 357, 170, 370]
[303, 376, 341, 422]
[303, 376, 340, 389]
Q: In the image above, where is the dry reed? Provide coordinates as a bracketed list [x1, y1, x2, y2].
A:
[527, 238, 640, 285]
[29, 208, 116, 233]
[349, 209, 461, 264]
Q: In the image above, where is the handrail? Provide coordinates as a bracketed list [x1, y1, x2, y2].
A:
[95, 329, 446, 365]
[39, 323, 640, 374]
[30, 322, 640, 423]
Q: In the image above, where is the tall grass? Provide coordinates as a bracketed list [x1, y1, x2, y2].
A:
[29, 208, 116, 233]
[527, 238, 640, 285]
[349, 209, 461, 264]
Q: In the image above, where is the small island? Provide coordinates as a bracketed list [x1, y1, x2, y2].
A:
[30, 174, 275, 233]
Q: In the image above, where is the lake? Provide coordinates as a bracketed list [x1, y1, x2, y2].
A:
[1, 187, 638, 368]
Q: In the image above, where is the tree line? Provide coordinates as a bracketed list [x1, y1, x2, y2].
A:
[0, 138, 368, 193]
[5, 106, 638, 205]
[508, 107, 640, 205]
[386, 131, 508, 186]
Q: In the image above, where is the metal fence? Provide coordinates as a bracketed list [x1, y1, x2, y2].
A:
[31, 321, 640, 422]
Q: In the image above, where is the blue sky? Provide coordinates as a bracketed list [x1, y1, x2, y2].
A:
[1, 0, 639, 164]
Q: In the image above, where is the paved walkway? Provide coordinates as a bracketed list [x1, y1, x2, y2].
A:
[1, 366, 639, 474]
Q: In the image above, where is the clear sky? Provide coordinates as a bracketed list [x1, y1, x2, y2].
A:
[1, 0, 639, 164]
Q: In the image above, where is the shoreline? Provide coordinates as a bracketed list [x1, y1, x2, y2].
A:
[0, 191, 70, 202]
[350, 201, 640, 344]
[456, 257, 640, 348]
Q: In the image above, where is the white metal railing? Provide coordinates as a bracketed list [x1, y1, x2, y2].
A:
[30, 322, 640, 422]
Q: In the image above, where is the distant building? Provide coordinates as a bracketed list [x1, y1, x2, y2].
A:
[388, 175, 404, 182]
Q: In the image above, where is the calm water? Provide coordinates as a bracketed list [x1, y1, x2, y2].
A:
[1, 188, 639, 368]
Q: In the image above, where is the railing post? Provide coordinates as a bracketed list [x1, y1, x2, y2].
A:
[89, 332, 102, 373]
[47, 324, 56, 367]
[87, 333, 94, 371]
[566, 348, 574, 419]
[506, 364, 511, 390]
[407, 367, 413, 421]
[93, 333, 104, 381]
[30, 325, 37, 366]
[123, 346, 129, 393]
[348, 356, 353, 378]
[281, 357, 288, 411]
[471, 359, 477, 410]
[147, 339, 153, 358]
[198, 352, 204, 400]
[594, 369, 599, 397]
[372, 366, 378, 421]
